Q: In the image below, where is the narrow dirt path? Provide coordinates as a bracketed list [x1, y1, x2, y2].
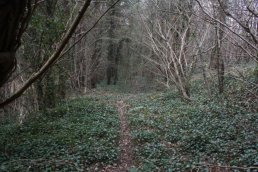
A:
[103, 100, 133, 172]
[116, 100, 133, 171]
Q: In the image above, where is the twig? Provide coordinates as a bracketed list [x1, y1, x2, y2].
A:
[59, 0, 121, 60]
[194, 0, 258, 52]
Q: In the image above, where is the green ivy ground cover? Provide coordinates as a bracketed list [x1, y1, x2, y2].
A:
[0, 98, 120, 171]
[127, 80, 257, 171]
[0, 77, 257, 172]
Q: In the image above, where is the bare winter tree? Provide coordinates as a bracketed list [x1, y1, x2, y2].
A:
[141, 0, 200, 100]
[195, 0, 258, 79]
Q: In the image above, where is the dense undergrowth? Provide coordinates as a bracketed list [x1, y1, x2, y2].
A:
[128, 75, 258, 171]
[0, 98, 120, 171]
[0, 74, 257, 172]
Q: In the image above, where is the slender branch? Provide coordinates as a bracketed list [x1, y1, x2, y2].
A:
[217, 0, 257, 45]
[194, 0, 258, 52]
[59, 0, 121, 60]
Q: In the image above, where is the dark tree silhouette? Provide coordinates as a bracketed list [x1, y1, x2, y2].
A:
[0, 0, 33, 87]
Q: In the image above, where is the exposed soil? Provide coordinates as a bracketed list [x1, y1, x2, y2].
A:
[102, 100, 133, 172]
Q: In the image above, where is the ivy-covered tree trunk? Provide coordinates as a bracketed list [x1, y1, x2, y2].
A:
[106, 0, 119, 85]
[88, 1, 103, 89]
[37, 0, 56, 109]
[36, 0, 61, 110]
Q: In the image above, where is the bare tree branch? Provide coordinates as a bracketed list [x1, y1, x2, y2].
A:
[59, 0, 121, 60]
[217, 0, 257, 45]
[194, 0, 258, 52]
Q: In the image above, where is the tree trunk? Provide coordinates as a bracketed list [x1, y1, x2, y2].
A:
[88, 2, 103, 89]
[214, 0, 227, 94]
[37, 0, 58, 109]
[106, 0, 119, 85]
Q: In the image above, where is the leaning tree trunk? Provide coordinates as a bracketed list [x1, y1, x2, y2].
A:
[0, 0, 32, 87]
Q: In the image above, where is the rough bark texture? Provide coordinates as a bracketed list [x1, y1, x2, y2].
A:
[209, 0, 227, 93]
[217, 0, 227, 94]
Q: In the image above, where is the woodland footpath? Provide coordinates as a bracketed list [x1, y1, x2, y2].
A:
[1, 73, 257, 171]
[0, 0, 257, 171]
